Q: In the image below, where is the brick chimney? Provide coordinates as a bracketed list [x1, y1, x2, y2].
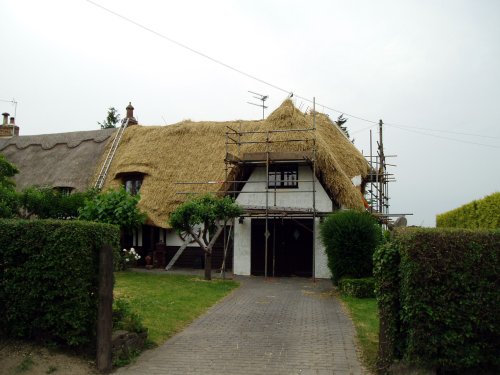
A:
[0, 113, 20, 138]
[125, 102, 138, 125]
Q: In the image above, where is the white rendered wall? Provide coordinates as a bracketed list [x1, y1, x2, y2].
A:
[236, 166, 332, 211]
[234, 166, 334, 278]
[314, 217, 331, 279]
[233, 219, 251, 275]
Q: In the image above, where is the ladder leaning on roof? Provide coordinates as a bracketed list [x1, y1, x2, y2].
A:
[94, 118, 130, 190]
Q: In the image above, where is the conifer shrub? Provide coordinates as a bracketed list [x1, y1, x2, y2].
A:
[320, 210, 382, 284]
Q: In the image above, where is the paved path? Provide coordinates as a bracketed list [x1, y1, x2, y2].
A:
[115, 277, 366, 375]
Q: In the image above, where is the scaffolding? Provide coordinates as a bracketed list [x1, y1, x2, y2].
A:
[364, 120, 404, 227]
[223, 110, 320, 279]
[174, 110, 405, 277]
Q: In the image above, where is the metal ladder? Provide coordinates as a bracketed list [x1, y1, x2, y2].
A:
[94, 118, 130, 190]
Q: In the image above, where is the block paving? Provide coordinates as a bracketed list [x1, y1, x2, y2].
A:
[115, 276, 366, 375]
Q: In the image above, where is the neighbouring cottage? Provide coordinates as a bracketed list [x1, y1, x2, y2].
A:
[0, 100, 369, 279]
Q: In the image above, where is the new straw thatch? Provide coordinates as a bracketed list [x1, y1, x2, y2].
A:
[100, 100, 369, 228]
[0, 129, 116, 191]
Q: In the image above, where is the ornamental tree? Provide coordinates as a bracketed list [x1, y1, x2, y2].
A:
[169, 194, 243, 280]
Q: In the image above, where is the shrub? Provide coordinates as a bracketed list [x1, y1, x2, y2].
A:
[0, 219, 120, 347]
[436, 192, 500, 229]
[375, 227, 500, 373]
[113, 298, 146, 334]
[338, 277, 375, 298]
[320, 210, 382, 283]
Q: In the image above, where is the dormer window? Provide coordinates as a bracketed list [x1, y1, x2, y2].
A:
[122, 173, 144, 195]
[268, 164, 298, 189]
[55, 187, 73, 196]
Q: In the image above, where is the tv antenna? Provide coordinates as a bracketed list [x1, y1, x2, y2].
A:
[247, 91, 268, 120]
[0, 98, 18, 118]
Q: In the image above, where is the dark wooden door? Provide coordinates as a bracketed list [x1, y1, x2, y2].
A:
[251, 219, 313, 277]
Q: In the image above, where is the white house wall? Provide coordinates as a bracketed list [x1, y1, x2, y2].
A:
[236, 166, 332, 211]
[234, 166, 333, 279]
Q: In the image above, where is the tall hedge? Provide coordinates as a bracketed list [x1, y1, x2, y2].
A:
[436, 192, 500, 229]
[320, 210, 382, 283]
[374, 228, 500, 373]
[0, 219, 119, 347]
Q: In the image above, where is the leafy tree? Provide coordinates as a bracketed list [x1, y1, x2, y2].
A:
[78, 187, 146, 229]
[0, 153, 20, 218]
[98, 107, 121, 129]
[169, 194, 243, 280]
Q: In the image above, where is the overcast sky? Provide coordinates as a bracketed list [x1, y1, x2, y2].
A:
[1, 0, 499, 226]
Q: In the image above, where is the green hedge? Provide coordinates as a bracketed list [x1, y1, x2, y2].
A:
[374, 228, 500, 373]
[320, 210, 382, 284]
[436, 192, 500, 229]
[338, 277, 375, 298]
[0, 219, 119, 347]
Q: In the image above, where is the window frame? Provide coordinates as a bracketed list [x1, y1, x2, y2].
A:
[122, 173, 144, 196]
[268, 164, 299, 189]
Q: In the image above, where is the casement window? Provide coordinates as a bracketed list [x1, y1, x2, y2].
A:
[122, 173, 144, 195]
[268, 164, 298, 189]
[55, 186, 73, 196]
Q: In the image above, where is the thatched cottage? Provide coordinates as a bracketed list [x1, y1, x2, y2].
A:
[0, 100, 369, 279]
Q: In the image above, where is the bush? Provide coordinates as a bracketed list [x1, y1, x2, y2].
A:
[375, 227, 500, 373]
[320, 210, 382, 283]
[19, 186, 96, 219]
[113, 298, 146, 334]
[0, 219, 120, 347]
[436, 192, 500, 229]
[338, 277, 375, 298]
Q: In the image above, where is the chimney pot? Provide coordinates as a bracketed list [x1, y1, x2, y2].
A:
[9, 117, 15, 125]
[2, 112, 9, 126]
[125, 102, 138, 125]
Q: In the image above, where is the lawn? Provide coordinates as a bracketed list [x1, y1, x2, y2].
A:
[114, 271, 239, 345]
[341, 296, 379, 373]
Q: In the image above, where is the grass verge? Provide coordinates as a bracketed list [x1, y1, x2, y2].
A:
[341, 296, 379, 373]
[114, 271, 239, 345]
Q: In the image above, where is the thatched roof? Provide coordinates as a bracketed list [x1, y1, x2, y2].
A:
[101, 100, 369, 228]
[0, 129, 116, 191]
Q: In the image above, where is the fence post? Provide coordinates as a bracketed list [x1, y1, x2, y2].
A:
[97, 244, 113, 373]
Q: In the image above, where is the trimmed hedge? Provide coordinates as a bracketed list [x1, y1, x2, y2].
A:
[320, 210, 383, 284]
[436, 192, 500, 229]
[374, 228, 500, 373]
[0, 219, 119, 347]
[338, 277, 375, 298]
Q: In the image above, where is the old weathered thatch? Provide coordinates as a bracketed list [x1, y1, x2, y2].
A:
[0, 129, 116, 191]
[101, 100, 368, 228]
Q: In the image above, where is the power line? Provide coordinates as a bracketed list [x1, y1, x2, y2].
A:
[85, 1, 499, 148]
[85, 0, 377, 124]
[388, 124, 500, 149]
[385, 121, 500, 140]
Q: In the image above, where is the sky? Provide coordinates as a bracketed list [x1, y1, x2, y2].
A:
[1, 0, 499, 227]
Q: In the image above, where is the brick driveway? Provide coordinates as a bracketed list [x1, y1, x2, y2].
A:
[115, 277, 366, 375]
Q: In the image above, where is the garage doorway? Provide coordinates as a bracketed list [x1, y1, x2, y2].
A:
[251, 218, 313, 277]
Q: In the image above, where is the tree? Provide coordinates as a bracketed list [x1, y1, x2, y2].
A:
[0, 153, 20, 218]
[98, 107, 121, 129]
[336, 114, 350, 139]
[169, 194, 243, 280]
[78, 187, 146, 229]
